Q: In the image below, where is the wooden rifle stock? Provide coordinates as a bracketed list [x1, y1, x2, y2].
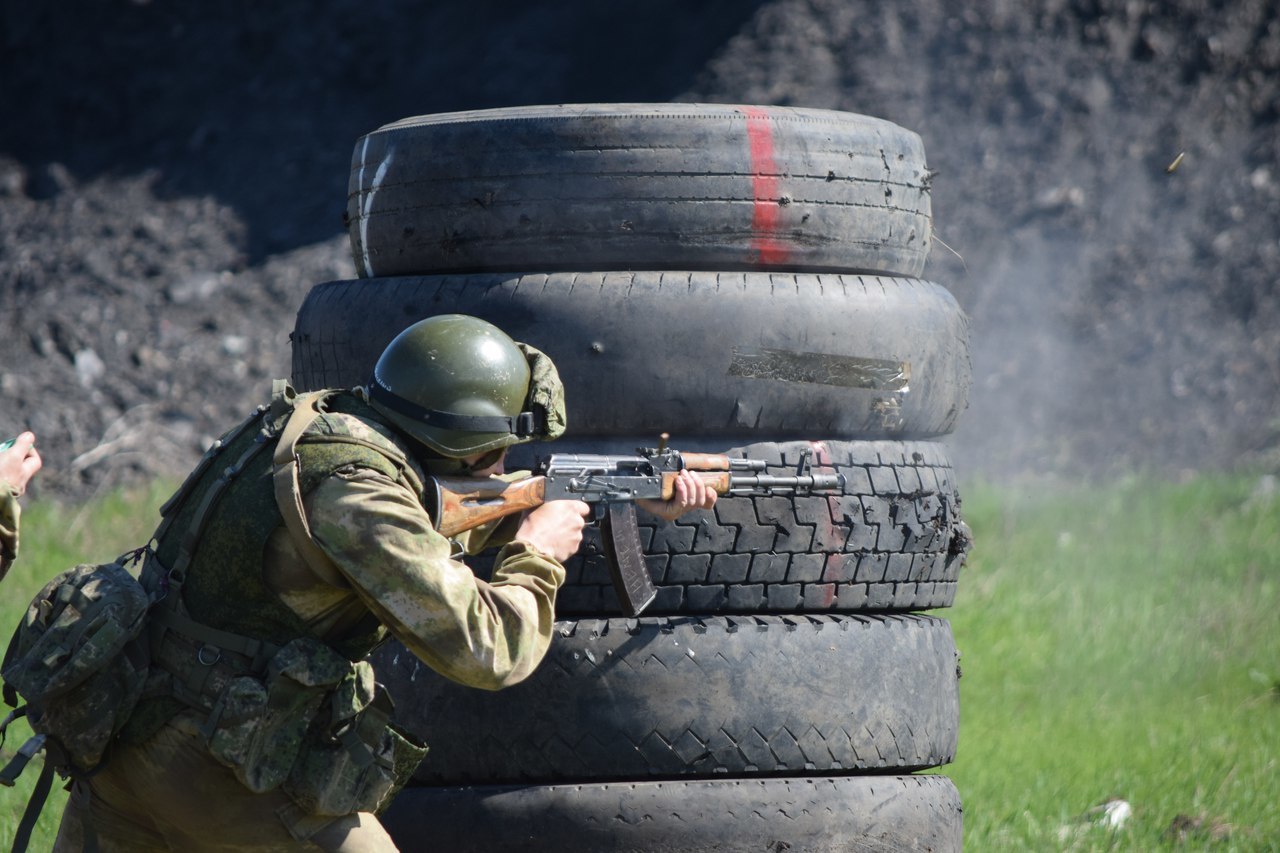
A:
[432, 476, 547, 538]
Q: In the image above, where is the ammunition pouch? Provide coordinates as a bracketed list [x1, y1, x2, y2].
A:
[284, 658, 427, 816]
[203, 636, 348, 793]
[194, 637, 426, 815]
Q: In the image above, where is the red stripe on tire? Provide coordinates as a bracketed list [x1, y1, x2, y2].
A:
[744, 107, 789, 266]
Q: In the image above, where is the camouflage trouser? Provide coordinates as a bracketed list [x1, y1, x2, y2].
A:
[52, 711, 400, 852]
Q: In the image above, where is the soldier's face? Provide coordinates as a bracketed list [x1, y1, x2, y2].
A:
[460, 448, 507, 477]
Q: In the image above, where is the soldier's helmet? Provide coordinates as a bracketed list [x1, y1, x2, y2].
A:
[367, 314, 562, 457]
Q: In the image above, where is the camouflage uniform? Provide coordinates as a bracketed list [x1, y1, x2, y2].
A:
[54, 391, 565, 852]
[0, 480, 18, 580]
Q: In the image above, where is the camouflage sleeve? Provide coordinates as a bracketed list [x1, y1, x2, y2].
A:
[0, 480, 19, 582]
[304, 467, 565, 690]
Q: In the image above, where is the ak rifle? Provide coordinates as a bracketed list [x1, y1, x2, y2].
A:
[431, 444, 844, 615]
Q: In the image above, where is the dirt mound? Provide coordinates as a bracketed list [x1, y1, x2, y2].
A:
[1, 0, 1277, 500]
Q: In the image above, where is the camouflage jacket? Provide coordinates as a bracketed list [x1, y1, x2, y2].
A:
[278, 394, 566, 690]
[0, 479, 18, 581]
[127, 391, 566, 743]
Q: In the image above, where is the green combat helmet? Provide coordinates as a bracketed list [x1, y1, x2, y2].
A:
[367, 314, 565, 457]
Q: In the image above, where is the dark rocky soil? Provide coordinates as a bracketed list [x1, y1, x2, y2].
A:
[2, 0, 1277, 500]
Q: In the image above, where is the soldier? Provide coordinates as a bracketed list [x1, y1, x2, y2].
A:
[0, 431, 42, 581]
[52, 315, 714, 852]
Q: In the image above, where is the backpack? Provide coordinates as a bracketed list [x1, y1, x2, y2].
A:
[0, 552, 152, 851]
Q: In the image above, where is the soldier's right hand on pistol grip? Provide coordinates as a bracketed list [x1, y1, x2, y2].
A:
[515, 500, 591, 562]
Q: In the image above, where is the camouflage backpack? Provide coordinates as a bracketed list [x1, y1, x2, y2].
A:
[0, 552, 153, 850]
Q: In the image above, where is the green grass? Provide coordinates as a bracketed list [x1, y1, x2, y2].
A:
[2, 474, 1277, 850]
[0, 480, 173, 851]
[947, 473, 1280, 851]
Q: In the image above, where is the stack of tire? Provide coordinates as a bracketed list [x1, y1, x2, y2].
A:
[289, 104, 972, 852]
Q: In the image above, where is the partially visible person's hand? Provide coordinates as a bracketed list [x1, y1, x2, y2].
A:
[515, 499, 591, 562]
[637, 469, 718, 522]
[0, 432, 42, 496]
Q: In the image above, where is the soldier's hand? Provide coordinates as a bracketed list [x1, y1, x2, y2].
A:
[637, 469, 718, 522]
[515, 500, 591, 562]
[0, 432, 42, 496]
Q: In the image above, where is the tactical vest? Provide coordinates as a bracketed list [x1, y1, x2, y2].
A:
[138, 385, 429, 807]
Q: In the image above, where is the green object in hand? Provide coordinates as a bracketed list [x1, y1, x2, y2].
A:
[0, 437, 16, 453]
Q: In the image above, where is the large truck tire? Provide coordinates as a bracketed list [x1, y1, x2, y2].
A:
[381, 775, 963, 853]
[376, 614, 960, 785]
[291, 272, 971, 439]
[347, 103, 933, 278]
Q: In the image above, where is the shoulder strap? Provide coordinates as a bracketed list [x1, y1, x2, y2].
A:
[3, 735, 53, 853]
[272, 390, 347, 584]
[271, 388, 430, 586]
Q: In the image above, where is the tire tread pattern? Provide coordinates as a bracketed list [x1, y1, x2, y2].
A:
[378, 613, 960, 785]
[382, 775, 963, 853]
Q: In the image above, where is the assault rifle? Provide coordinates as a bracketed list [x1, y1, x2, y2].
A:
[430, 444, 844, 616]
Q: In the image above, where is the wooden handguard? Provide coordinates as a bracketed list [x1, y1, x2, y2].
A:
[678, 452, 734, 471]
[661, 471, 733, 500]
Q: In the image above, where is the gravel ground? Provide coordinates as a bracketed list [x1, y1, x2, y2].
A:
[1, 0, 1276, 500]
